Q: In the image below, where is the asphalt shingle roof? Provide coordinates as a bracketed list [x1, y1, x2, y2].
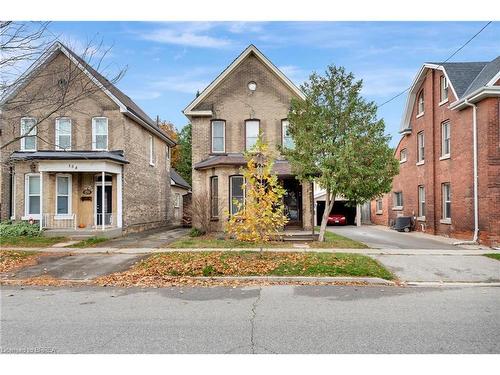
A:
[170, 169, 191, 190]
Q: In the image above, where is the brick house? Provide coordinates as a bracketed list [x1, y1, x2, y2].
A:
[170, 168, 191, 225]
[183, 45, 314, 231]
[0, 42, 176, 237]
[371, 57, 500, 246]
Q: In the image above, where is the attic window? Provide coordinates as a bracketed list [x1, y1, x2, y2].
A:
[57, 78, 68, 90]
[247, 81, 257, 91]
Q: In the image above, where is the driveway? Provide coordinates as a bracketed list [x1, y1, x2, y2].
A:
[99, 226, 189, 248]
[328, 225, 468, 250]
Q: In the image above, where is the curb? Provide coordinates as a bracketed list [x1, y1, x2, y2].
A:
[406, 281, 500, 287]
[191, 276, 396, 285]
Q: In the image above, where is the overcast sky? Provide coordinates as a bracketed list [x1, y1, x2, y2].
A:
[48, 21, 500, 146]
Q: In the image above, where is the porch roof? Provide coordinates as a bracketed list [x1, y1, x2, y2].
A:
[194, 153, 294, 176]
[9, 150, 129, 164]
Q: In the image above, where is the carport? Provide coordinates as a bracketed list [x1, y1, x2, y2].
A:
[316, 200, 357, 225]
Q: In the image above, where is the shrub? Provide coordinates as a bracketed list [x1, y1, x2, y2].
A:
[189, 228, 204, 237]
[0, 221, 41, 237]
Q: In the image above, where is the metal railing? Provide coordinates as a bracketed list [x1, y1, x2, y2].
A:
[42, 213, 77, 229]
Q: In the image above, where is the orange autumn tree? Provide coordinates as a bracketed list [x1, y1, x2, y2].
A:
[225, 135, 288, 247]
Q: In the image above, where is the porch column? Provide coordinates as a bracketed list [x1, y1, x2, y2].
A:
[39, 171, 43, 230]
[117, 171, 123, 228]
[102, 171, 105, 231]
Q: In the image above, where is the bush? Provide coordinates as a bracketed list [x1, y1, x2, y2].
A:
[0, 221, 41, 237]
[189, 228, 204, 237]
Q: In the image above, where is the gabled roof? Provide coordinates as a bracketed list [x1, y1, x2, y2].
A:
[400, 56, 500, 132]
[1, 42, 175, 146]
[170, 168, 191, 190]
[183, 44, 305, 117]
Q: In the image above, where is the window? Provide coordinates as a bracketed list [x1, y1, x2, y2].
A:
[400, 148, 407, 163]
[25, 174, 40, 217]
[55, 118, 71, 150]
[56, 175, 72, 215]
[418, 185, 425, 218]
[230, 175, 245, 215]
[166, 145, 171, 161]
[440, 76, 449, 103]
[441, 120, 450, 157]
[417, 131, 425, 163]
[211, 120, 225, 153]
[417, 90, 424, 116]
[92, 117, 108, 150]
[282, 120, 294, 149]
[442, 183, 451, 220]
[20, 117, 37, 151]
[245, 120, 259, 150]
[393, 191, 403, 208]
[174, 193, 181, 208]
[210, 176, 219, 218]
[149, 135, 155, 166]
[376, 199, 383, 214]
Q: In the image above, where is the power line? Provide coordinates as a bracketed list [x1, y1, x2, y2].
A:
[377, 21, 493, 108]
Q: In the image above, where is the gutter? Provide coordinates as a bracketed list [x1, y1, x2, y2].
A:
[454, 99, 479, 245]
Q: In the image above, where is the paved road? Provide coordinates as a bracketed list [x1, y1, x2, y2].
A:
[329, 225, 466, 249]
[1, 285, 499, 353]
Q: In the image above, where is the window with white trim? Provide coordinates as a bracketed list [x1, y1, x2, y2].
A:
[418, 185, 425, 218]
[92, 117, 108, 150]
[393, 191, 403, 208]
[440, 75, 449, 102]
[211, 120, 225, 153]
[376, 199, 383, 214]
[417, 131, 425, 163]
[282, 120, 294, 149]
[149, 134, 155, 166]
[174, 193, 181, 208]
[230, 175, 245, 215]
[55, 118, 71, 150]
[442, 183, 451, 220]
[417, 90, 424, 116]
[56, 175, 72, 215]
[25, 174, 40, 216]
[400, 148, 407, 163]
[245, 120, 259, 150]
[20, 117, 37, 151]
[441, 120, 450, 157]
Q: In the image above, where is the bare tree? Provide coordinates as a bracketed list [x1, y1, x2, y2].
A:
[0, 21, 126, 151]
[186, 193, 223, 234]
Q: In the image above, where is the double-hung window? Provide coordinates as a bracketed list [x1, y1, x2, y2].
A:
[55, 118, 71, 150]
[417, 90, 424, 116]
[376, 199, 383, 214]
[20, 117, 37, 151]
[393, 191, 403, 208]
[25, 174, 41, 217]
[400, 148, 407, 163]
[442, 183, 451, 221]
[282, 120, 294, 149]
[210, 176, 219, 219]
[440, 76, 449, 103]
[245, 120, 259, 150]
[418, 185, 425, 218]
[92, 117, 108, 150]
[441, 120, 450, 157]
[56, 175, 72, 216]
[229, 175, 245, 215]
[211, 120, 225, 153]
[417, 131, 425, 163]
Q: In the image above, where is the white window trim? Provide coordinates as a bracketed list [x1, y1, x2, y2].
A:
[399, 149, 407, 164]
[439, 155, 451, 161]
[55, 117, 72, 151]
[417, 131, 425, 163]
[392, 206, 403, 211]
[24, 173, 41, 220]
[20, 117, 37, 151]
[393, 192, 403, 210]
[440, 218, 452, 225]
[418, 186, 425, 218]
[416, 91, 424, 117]
[375, 199, 383, 215]
[211, 120, 225, 153]
[10, 173, 16, 220]
[92, 117, 108, 151]
[149, 134, 155, 166]
[417, 216, 426, 222]
[441, 121, 451, 158]
[245, 120, 260, 150]
[442, 183, 451, 221]
[282, 119, 294, 149]
[439, 76, 449, 104]
[55, 174, 72, 218]
[438, 98, 449, 106]
[416, 112, 424, 119]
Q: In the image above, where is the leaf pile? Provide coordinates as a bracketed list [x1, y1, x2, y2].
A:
[0, 250, 39, 273]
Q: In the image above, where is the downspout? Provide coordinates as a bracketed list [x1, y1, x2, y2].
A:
[454, 99, 479, 244]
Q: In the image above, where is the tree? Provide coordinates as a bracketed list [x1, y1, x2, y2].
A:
[283, 65, 399, 242]
[174, 123, 192, 186]
[158, 120, 180, 166]
[226, 135, 288, 250]
[0, 21, 126, 151]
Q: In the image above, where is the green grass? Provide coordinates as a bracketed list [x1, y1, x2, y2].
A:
[485, 253, 500, 261]
[0, 236, 66, 248]
[311, 227, 368, 249]
[135, 251, 394, 280]
[66, 237, 109, 248]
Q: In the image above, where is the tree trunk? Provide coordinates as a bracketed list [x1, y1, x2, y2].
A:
[318, 189, 336, 242]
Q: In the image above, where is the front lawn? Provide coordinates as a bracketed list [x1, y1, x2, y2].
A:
[485, 253, 500, 261]
[310, 228, 368, 249]
[104, 251, 394, 280]
[0, 250, 39, 273]
[0, 236, 66, 248]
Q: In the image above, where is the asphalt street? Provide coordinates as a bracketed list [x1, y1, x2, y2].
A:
[1, 285, 499, 354]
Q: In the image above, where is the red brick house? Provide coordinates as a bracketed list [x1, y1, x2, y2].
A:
[372, 56, 500, 246]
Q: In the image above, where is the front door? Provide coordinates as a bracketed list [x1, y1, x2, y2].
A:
[96, 185, 112, 226]
[282, 178, 302, 227]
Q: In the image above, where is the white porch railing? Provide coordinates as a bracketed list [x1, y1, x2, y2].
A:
[42, 213, 77, 229]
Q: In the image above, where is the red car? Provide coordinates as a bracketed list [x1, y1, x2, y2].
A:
[327, 213, 347, 225]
